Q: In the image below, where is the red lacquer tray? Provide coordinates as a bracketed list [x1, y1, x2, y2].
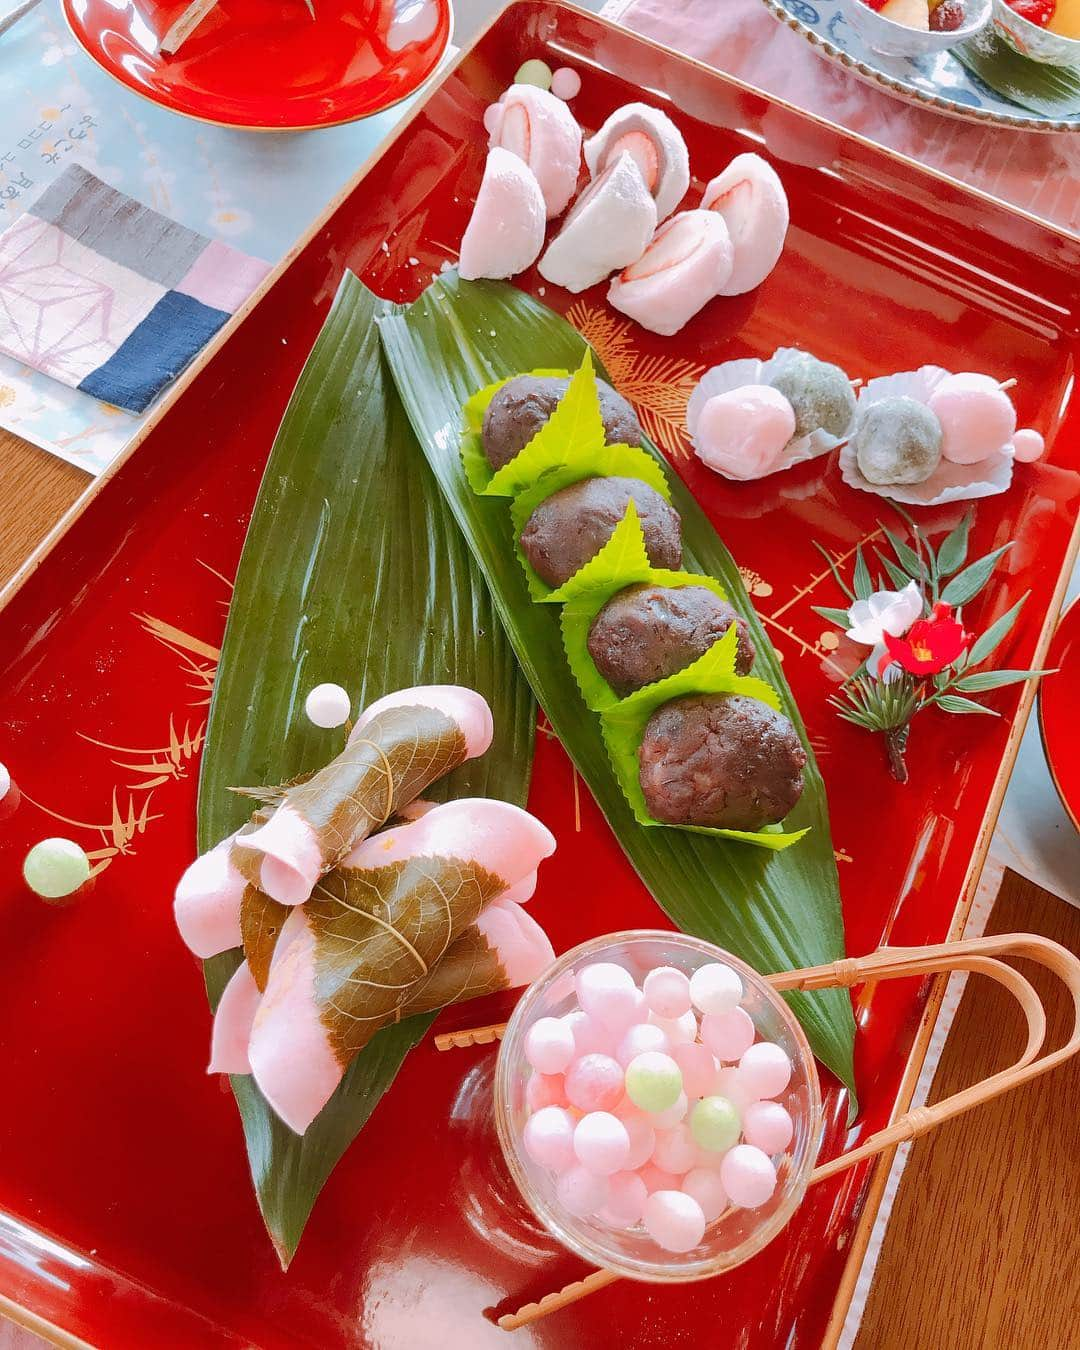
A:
[1039, 597, 1080, 831]
[1, 5, 1078, 1346]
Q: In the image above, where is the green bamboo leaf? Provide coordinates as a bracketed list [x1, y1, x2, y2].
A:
[874, 549, 916, 595]
[811, 540, 856, 602]
[198, 274, 535, 1265]
[940, 544, 1012, 607]
[378, 272, 857, 1109]
[951, 669, 1046, 693]
[934, 694, 1000, 715]
[935, 511, 972, 577]
[880, 524, 926, 582]
[853, 546, 873, 601]
[812, 605, 852, 629]
[964, 594, 1027, 668]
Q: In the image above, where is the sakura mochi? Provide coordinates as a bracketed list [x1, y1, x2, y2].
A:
[607, 210, 734, 336]
[538, 149, 657, 294]
[584, 101, 690, 221]
[458, 147, 546, 282]
[486, 83, 582, 217]
[701, 153, 790, 296]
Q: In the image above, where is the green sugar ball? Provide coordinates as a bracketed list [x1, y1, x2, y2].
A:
[625, 1051, 683, 1114]
[23, 837, 91, 900]
[690, 1095, 742, 1153]
[514, 59, 553, 90]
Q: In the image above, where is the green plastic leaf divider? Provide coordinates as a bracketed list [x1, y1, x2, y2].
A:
[376, 272, 857, 1111]
[197, 272, 535, 1263]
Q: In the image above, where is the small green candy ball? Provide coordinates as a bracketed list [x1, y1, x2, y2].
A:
[514, 59, 553, 90]
[690, 1095, 742, 1153]
[23, 837, 91, 900]
[625, 1051, 683, 1113]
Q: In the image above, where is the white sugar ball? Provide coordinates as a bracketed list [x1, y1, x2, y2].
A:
[0, 762, 10, 801]
[616, 1021, 670, 1068]
[720, 1144, 777, 1209]
[643, 1190, 707, 1253]
[690, 962, 743, 1016]
[574, 1112, 630, 1175]
[305, 683, 351, 728]
[618, 1110, 656, 1170]
[525, 1016, 575, 1074]
[682, 1167, 729, 1221]
[550, 66, 581, 100]
[523, 1106, 575, 1172]
[702, 1006, 756, 1062]
[739, 1041, 792, 1099]
[643, 966, 692, 1019]
[648, 1008, 698, 1046]
[576, 962, 640, 1031]
[599, 1170, 648, 1228]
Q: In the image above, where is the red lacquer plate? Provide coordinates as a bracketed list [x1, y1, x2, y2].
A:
[62, 0, 452, 131]
[1, 4, 1079, 1346]
[1039, 598, 1080, 831]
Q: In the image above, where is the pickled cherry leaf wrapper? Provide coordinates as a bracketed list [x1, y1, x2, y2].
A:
[378, 272, 857, 1110]
[198, 274, 535, 1264]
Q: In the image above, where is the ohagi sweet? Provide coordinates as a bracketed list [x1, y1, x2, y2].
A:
[481, 373, 642, 471]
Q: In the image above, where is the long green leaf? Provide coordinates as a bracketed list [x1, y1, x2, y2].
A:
[964, 593, 1026, 668]
[378, 274, 857, 1108]
[941, 544, 1012, 607]
[197, 274, 535, 1263]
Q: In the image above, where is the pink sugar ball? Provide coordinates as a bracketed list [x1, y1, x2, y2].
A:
[576, 962, 641, 1031]
[599, 1170, 648, 1228]
[648, 1008, 698, 1046]
[672, 1042, 717, 1100]
[616, 1021, 670, 1068]
[563, 1009, 612, 1057]
[643, 966, 692, 1019]
[1013, 427, 1045, 463]
[702, 1006, 756, 1062]
[739, 1041, 791, 1099]
[525, 1016, 576, 1074]
[556, 1164, 610, 1217]
[742, 1101, 794, 1155]
[523, 1106, 576, 1172]
[693, 385, 795, 481]
[682, 1167, 729, 1222]
[720, 1144, 777, 1209]
[638, 1162, 683, 1194]
[619, 1110, 657, 1170]
[482, 102, 502, 135]
[574, 1111, 631, 1175]
[643, 1190, 707, 1253]
[550, 66, 581, 100]
[651, 1123, 698, 1176]
[713, 1066, 758, 1113]
[565, 1053, 625, 1112]
[649, 1090, 689, 1130]
[526, 1072, 567, 1111]
[928, 373, 1017, 466]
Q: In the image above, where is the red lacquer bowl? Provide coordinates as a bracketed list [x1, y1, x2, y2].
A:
[62, 0, 452, 131]
[1039, 597, 1080, 832]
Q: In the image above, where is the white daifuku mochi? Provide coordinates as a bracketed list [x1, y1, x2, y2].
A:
[459, 147, 546, 282]
[607, 209, 734, 336]
[538, 150, 657, 294]
[702, 152, 790, 297]
[584, 101, 690, 222]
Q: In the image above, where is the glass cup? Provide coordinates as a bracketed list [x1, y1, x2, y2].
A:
[494, 929, 824, 1283]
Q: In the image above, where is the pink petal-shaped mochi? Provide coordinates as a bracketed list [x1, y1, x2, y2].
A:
[208, 959, 261, 1075]
[350, 684, 494, 761]
[232, 800, 323, 907]
[174, 836, 246, 957]
[607, 209, 734, 336]
[459, 147, 546, 281]
[702, 153, 789, 297]
[487, 84, 582, 218]
[475, 899, 556, 985]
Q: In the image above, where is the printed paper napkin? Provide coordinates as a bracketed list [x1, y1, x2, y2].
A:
[0, 163, 270, 413]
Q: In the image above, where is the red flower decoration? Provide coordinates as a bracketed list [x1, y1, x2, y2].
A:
[883, 602, 972, 676]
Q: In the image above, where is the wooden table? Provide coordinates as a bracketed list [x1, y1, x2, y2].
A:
[0, 441, 1076, 1349]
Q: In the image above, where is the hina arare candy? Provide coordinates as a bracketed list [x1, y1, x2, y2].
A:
[516, 955, 793, 1252]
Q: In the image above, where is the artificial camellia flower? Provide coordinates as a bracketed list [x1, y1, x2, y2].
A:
[884, 602, 971, 676]
[846, 581, 923, 647]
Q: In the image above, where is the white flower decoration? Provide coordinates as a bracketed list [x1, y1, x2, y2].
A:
[867, 642, 902, 685]
[846, 581, 922, 648]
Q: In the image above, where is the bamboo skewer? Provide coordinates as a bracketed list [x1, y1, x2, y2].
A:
[481, 933, 1080, 1330]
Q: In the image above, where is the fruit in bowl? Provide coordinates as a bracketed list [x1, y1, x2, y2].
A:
[841, 0, 992, 55]
[993, 0, 1080, 62]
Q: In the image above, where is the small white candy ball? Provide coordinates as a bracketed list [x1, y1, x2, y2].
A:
[556, 1164, 609, 1217]
[720, 1144, 777, 1209]
[525, 1016, 575, 1075]
[690, 962, 743, 1016]
[573, 1112, 630, 1175]
[562, 1009, 612, 1057]
[576, 962, 640, 1031]
[615, 1021, 670, 1068]
[599, 1170, 648, 1228]
[682, 1167, 729, 1221]
[643, 1190, 707, 1253]
[618, 1110, 656, 1170]
[523, 1105, 576, 1172]
[1012, 427, 1045, 463]
[648, 1008, 698, 1046]
[305, 682, 352, 729]
[550, 66, 581, 100]
[739, 1041, 792, 1099]
[643, 966, 692, 1019]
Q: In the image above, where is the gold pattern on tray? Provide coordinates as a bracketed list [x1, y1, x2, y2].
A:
[567, 301, 705, 458]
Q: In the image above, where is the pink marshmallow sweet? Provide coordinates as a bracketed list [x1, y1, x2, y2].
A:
[691, 385, 796, 481]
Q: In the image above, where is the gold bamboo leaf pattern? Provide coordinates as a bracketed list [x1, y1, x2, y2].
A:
[282, 704, 467, 859]
[306, 855, 506, 1063]
[78, 715, 205, 791]
[566, 301, 704, 458]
